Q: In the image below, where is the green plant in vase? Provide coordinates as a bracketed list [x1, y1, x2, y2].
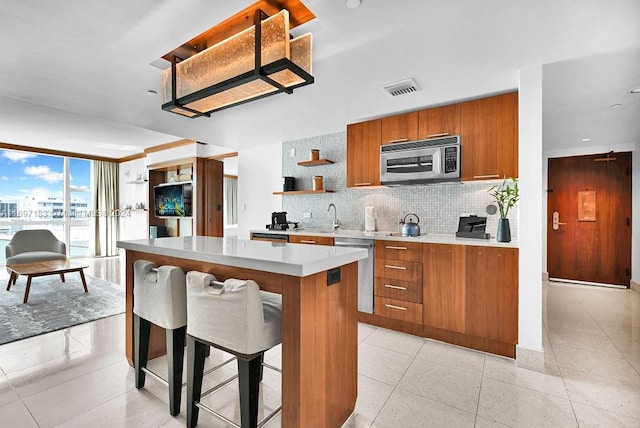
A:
[488, 178, 519, 242]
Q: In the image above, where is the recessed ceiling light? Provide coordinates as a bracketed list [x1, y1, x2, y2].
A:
[630, 87, 640, 94]
[581, 138, 591, 142]
[147, 90, 158, 96]
[609, 103, 622, 108]
[345, 0, 361, 8]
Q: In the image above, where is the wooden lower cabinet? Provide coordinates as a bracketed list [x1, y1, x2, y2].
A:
[423, 244, 466, 334]
[289, 234, 335, 246]
[368, 241, 518, 358]
[464, 246, 518, 344]
[374, 277, 422, 303]
[374, 296, 422, 324]
[423, 244, 518, 356]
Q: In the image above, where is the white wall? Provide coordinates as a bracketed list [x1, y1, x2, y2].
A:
[518, 66, 544, 352]
[237, 142, 282, 239]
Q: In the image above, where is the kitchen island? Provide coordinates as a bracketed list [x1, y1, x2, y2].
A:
[117, 236, 368, 428]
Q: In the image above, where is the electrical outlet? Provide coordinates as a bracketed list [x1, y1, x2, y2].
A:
[303, 212, 312, 218]
[290, 148, 296, 157]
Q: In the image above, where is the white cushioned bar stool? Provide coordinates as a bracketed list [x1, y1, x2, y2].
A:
[185, 271, 282, 428]
[133, 260, 187, 416]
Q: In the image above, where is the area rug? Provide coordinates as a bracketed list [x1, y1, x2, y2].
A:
[0, 274, 125, 345]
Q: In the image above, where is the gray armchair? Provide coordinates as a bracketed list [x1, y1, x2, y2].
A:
[5, 229, 67, 265]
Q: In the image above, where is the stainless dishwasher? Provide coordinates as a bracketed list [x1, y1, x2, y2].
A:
[334, 237, 374, 314]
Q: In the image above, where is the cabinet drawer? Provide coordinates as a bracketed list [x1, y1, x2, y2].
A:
[375, 296, 423, 324]
[374, 277, 422, 303]
[289, 235, 335, 246]
[375, 259, 422, 283]
[375, 240, 423, 261]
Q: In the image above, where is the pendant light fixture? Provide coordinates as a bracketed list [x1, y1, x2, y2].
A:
[161, 3, 314, 118]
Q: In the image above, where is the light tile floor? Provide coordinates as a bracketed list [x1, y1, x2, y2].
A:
[1, 259, 639, 427]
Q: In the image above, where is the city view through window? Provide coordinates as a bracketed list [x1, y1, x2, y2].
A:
[0, 149, 92, 263]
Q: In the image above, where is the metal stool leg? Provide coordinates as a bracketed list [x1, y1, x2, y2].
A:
[167, 326, 186, 416]
[134, 314, 151, 389]
[187, 336, 207, 428]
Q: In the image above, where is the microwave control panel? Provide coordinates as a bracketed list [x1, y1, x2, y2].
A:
[444, 146, 458, 173]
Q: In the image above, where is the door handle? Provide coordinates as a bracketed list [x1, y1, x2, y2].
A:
[552, 211, 567, 230]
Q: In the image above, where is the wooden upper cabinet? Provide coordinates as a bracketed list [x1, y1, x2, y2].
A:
[464, 246, 518, 344]
[418, 104, 461, 140]
[422, 244, 466, 333]
[460, 92, 518, 181]
[380, 112, 419, 145]
[346, 119, 382, 187]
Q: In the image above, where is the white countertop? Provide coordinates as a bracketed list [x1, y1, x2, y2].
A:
[117, 236, 369, 277]
[251, 229, 519, 248]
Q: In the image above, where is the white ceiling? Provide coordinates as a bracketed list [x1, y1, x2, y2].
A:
[0, 0, 639, 159]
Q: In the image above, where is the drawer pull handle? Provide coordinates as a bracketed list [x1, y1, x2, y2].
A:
[426, 132, 449, 138]
[385, 303, 407, 311]
[384, 264, 407, 270]
[384, 284, 407, 290]
[385, 246, 408, 250]
[300, 240, 316, 244]
[354, 182, 372, 186]
[388, 138, 409, 143]
[473, 174, 500, 179]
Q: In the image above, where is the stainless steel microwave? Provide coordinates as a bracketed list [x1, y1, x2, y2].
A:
[380, 135, 461, 185]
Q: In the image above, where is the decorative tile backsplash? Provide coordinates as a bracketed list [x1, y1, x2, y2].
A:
[282, 131, 518, 237]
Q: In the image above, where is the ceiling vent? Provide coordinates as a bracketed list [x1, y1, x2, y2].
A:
[382, 78, 420, 97]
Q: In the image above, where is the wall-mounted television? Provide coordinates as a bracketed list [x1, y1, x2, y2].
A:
[154, 182, 192, 218]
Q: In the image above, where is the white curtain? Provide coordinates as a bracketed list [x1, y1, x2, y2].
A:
[224, 176, 238, 225]
[93, 161, 119, 256]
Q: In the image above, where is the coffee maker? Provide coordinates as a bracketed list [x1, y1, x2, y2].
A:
[268, 211, 289, 230]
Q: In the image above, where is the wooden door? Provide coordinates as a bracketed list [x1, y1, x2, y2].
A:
[196, 158, 223, 237]
[460, 92, 518, 181]
[346, 119, 381, 187]
[418, 104, 461, 139]
[380, 112, 419, 145]
[547, 153, 632, 287]
[423, 244, 466, 333]
[465, 246, 518, 344]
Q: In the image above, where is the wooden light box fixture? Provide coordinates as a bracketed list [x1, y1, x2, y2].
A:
[161, 0, 315, 118]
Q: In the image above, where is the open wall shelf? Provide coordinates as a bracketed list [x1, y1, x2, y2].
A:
[297, 159, 334, 166]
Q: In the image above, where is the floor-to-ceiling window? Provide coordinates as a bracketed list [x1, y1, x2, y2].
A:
[0, 149, 93, 263]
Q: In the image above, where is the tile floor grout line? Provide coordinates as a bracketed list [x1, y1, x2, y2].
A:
[553, 327, 640, 424]
[367, 342, 420, 427]
[12, 356, 130, 402]
[574, 285, 640, 380]
[472, 355, 486, 427]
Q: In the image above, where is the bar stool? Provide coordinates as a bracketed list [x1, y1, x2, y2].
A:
[133, 260, 187, 416]
[185, 271, 282, 428]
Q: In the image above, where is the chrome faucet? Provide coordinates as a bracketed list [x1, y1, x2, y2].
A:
[328, 203, 342, 231]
